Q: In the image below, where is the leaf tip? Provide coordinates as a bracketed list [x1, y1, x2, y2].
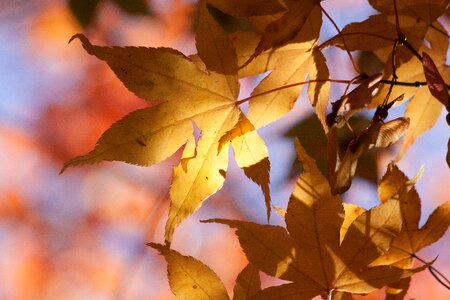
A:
[68, 33, 93, 51]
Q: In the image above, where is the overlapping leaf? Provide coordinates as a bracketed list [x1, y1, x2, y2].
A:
[148, 243, 230, 300]
[204, 140, 423, 298]
[371, 164, 450, 269]
[148, 243, 262, 300]
[369, 0, 449, 23]
[329, 14, 427, 64]
[62, 7, 272, 244]
[241, 0, 323, 67]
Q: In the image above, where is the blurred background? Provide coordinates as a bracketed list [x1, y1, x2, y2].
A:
[0, 0, 448, 299]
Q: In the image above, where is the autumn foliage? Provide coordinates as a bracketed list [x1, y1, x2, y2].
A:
[57, 0, 450, 299]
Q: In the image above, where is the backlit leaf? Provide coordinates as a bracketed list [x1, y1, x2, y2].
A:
[62, 34, 270, 244]
[242, 0, 322, 66]
[206, 140, 419, 296]
[148, 243, 230, 300]
[248, 44, 329, 131]
[371, 166, 450, 269]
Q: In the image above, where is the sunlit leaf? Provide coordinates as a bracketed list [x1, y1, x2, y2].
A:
[205, 140, 421, 296]
[62, 34, 270, 244]
[371, 166, 450, 269]
[148, 243, 230, 300]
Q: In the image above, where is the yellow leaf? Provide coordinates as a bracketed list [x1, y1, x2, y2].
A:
[196, 0, 239, 79]
[248, 43, 329, 130]
[166, 106, 240, 243]
[208, 140, 415, 296]
[64, 34, 269, 244]
[224, 113, 271, 220]
[368, 22, 449, 159]
[232, 264, 261, 300]
[340, 203, 366, 244]
[148, 243, 230, 300]
[399, 87, 443, 159]
[378, 163, 411, 203]
[371, 167, 450, 269]
[61, 103, 194, 171]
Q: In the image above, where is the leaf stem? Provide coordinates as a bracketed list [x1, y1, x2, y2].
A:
[320, 4, 360, 73]
[318, 32, 396, 50]
[236, 77, 448, 106]
[413, 254, 450, 289]
[236, 78, 350, 105]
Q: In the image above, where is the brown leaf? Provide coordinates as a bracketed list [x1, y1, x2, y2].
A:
[232, 264, 261, 300]
[330, 14, 427, 64]
[206, 0, 286, 17]
[148, 243, 230, 300]
[207, 140, 417, 296]
[371, 166, 450, 269]
[196, 0, 239, 77]
[369, 0, 449, 23]
[385, 277, 411, 300]
[242, 0, 322, 67]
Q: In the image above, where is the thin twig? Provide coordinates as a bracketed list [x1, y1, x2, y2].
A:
[236, 78, 351, 105]
[320, 3, 360, 73]
[413, 254, 450, 290]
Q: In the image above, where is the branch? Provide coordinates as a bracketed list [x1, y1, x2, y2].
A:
[320, 3, 360, 73]
[413, 254, 450, 290]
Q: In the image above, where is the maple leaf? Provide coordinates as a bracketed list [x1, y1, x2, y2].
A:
[232, 264, 261, 300]
[329, 14, 427, 65]
[231, 30, 329, 132]
[148, 243, 230, 300]
[148, 243, 262, 300]
[368, 0, 449, 24]
[371, 164, 450, 269]
[241, 0, 323, 67]
[62, 30, 270, 243]
[370, 22, 449, 159]
[203, 139, 424, 298]
[370, 163, 450, 297]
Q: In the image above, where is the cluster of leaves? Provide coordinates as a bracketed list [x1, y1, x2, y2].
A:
[150, 141, 450, 299]
[61, 0, 450, 298]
